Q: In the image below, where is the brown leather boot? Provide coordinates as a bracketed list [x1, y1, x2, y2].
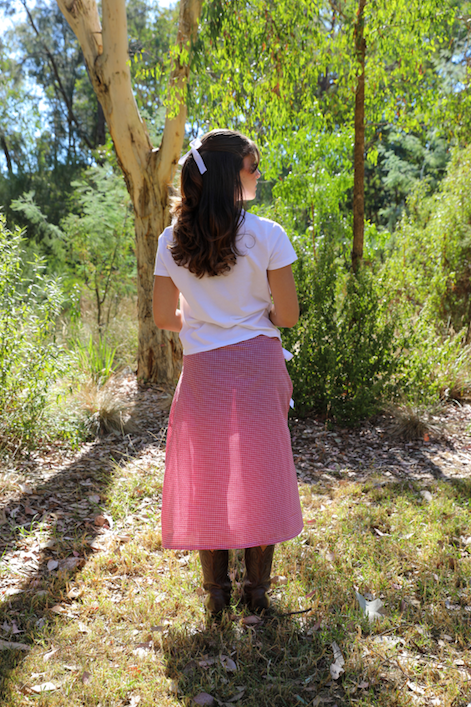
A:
[198, 550, 231, 615]
[242, 545, 275, 611]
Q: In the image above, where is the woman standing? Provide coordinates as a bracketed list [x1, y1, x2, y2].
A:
[153, 129, 303, 615]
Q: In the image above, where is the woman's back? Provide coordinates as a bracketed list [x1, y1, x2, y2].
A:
[154, 211, 296, 355]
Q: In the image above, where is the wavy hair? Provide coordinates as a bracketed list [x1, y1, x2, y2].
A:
[170, 129, 260, 278]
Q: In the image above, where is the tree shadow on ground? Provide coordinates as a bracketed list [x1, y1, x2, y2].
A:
[0, 387, 168, 699]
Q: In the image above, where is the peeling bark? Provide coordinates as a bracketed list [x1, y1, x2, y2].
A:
[56, 0, 202, 382]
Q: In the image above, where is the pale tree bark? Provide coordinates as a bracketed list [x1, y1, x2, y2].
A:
[55, 0, 202, 382]
[352, 0, 366, 273]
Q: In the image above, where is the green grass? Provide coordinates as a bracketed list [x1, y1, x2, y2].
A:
[1, 460, 470, 706]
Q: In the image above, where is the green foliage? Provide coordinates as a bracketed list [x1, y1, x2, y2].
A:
[10, 190, 67, 266]
[0, 215, 65, 451]
[12, 164, 136, 331]
[391, 308, 469, 404]
[283, 234, 396, 425]
[128, 0, 178, 142]
[61, 165, 136, 330]
[364, 127, 450, 230]
[73, 335, 117, 388]
[385, 144, 471, 338]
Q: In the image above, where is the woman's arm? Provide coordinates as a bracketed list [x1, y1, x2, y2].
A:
[152, 276, 182, 332]
[267, 264, 299, 328]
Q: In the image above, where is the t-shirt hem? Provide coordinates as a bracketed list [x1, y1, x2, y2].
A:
[182, 330, 281, 356]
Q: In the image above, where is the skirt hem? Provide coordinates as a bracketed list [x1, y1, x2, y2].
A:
[161, 521, 304, 551]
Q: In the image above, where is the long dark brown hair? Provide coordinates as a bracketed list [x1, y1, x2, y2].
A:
[170, 129, 260, 278]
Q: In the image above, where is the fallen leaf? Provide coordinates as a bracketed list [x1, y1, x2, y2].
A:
[153, 592, 167, 603]
[182, 660, 198, 675]
[193, 693, 215, 706]
[18, 483, 33, 494]
[103, 513, 114, 529]
[47, 559, 59, 572]
[77, 622, 90, 634]
[271, 575, 288, 586]
[330, 641, 345, 680]
[420, 490, 433, 503]
[241, 615, 262, 626]
[43, 647, 59, 662]
[81, 671, 91, 684]
[356, 592, 386, 622]
[198, 656, 218, 668]
[220, 655, 237, 672]
[169, 679, 179, 693]
[59, 557, 81, 571]
[226, 688, 246, 702]
[94, 515, 108, 527]
[0, 639, 30, 651]
[407, 681, 425, 695]
[31, 682, 58, 693]
[88, 494, 101, 504]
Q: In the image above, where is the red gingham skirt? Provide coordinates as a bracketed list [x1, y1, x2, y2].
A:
[161, 335, 303, 550]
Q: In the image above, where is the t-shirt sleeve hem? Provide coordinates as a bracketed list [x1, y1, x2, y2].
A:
[154, 266, 171, 276]
[267, 253, 298, 271]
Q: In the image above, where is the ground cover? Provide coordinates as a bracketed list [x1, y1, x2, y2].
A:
[0, 376, 470, 706]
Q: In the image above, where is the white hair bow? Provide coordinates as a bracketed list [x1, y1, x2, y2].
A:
[178, 138, 207, 175]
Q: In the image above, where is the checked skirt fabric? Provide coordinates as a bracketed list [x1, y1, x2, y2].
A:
[161, 335, 303, 550]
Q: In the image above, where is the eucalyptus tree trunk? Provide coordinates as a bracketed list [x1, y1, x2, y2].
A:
[352, 0, 367, 274]
[55, 0, 202, 382]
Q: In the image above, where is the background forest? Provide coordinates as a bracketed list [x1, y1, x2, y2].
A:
[1, 0, 471, 453]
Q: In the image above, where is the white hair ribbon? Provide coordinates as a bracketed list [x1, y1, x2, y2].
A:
[178, 137, 207, 175]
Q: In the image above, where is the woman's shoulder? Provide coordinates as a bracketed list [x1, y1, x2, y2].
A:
[159, 226, 173, 250]
[159, 225, 174, 244]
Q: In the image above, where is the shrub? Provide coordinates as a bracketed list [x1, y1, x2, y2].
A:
[0, 216, 66, 453]
[283, 237, 397, 425]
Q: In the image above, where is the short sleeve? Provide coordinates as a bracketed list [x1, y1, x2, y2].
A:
[267, 224, 297, 271]
[154, 229, 172, 277]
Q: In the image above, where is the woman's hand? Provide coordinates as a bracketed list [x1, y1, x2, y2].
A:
[153, 276, 183, 332]
[267, 264, 299, 328]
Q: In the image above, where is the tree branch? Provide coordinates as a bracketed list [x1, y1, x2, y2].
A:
[157, 0, 203, 187]
[20, 0, 94, 150]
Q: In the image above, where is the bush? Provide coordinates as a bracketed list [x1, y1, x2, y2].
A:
[0, 216, 66, 452]
[385, 145, 471, 338]
[283, 237, 397, 425]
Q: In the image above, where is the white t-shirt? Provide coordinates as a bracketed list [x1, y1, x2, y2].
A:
[154, 211, 297, 356]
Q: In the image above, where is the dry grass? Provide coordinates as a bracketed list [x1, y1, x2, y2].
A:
[1, 461, 470, 706]
[76, 379, 137, 436]
[439, 344, 471, 403]
[384, 401, 446, 441]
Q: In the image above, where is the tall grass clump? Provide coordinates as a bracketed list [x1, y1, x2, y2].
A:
[0, 216, 67, 453]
